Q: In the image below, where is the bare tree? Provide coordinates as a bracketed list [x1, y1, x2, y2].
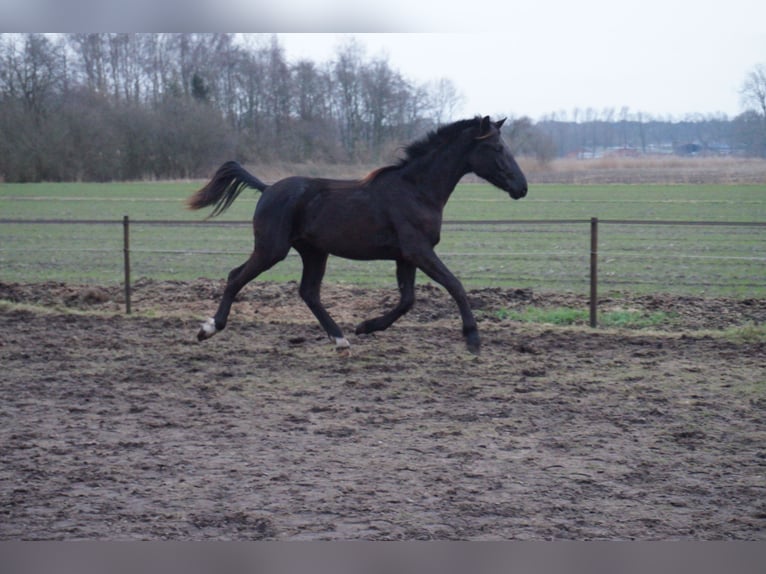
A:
[739, 63, 766, 157]
[360, 56, 400, 159]
[741, 63, 766, 119]
[0, 33, 65, 117]
[428, 77, 463, 125]
[69, 33, 108, 95]
[332, 38, 365, 158]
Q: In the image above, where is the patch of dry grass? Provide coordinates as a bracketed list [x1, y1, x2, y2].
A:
[523, 156, 766, 185]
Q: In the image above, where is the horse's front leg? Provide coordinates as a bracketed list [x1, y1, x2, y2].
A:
[355, 259, 416, 335]
[297, 247, 349, 349]
[407, 248, 480, 354]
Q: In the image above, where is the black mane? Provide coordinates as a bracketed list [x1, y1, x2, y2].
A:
[361, 117, 482, 184]
[400, 117, 481, 163]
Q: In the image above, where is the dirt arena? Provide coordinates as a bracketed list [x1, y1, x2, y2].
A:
[1, 279, 764, 540]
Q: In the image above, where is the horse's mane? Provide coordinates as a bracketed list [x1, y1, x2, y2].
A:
[360, 117, 482, 185]
[401, 117, 481, 163]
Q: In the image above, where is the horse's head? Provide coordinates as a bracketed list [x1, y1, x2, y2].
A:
[468, 116, 528, 200]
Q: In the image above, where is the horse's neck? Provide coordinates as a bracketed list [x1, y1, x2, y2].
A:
[416, 146, 471, 207]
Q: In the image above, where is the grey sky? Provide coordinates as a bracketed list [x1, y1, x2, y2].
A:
[276, 2, 765, 120]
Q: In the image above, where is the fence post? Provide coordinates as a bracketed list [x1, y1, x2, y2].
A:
[123, 215, 132, 314]
[589, 217, 598, 327]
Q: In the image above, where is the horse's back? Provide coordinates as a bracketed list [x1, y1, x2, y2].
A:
[253, 174, 375, 229]
[257, 175, 377, 214]
[258, 176, 364, 203]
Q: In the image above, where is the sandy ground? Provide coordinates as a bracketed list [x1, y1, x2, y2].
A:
[1, 280, 764, 540]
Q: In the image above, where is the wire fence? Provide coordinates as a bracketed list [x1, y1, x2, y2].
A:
[1, 217, 765, 325]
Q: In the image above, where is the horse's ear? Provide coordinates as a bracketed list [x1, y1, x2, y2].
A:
[475, 115, 495, 139]
[495, 118, 506, 129]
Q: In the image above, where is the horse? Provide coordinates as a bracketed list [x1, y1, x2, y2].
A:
[187, 116, 527, 354]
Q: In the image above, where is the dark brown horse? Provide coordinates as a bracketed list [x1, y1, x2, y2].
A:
[188, 116, 527, 354]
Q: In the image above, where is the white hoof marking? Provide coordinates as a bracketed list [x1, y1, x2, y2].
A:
[201, 317, 218, 337]
[334, 337, 350, 348]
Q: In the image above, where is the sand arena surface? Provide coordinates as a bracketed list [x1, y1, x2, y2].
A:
[1, 280, 764, 539]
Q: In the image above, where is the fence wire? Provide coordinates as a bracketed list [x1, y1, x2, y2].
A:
[1, 218, 764, 299]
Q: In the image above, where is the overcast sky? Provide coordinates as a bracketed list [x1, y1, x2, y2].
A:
[2, 0, 765, 121]
[276, 3, 765, 121]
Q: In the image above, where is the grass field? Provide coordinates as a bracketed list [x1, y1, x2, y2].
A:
[1, 181, 765, 297]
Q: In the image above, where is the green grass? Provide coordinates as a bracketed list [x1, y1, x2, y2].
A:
[495, 307, 674, 328]
[721, 323, 766, 344]
[497, 307, 588, 325]
[2, 181, 763, 222]
[1, 181, 765, 297]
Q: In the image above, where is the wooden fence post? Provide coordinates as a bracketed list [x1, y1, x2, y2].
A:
[123, 215, 131, 314]
[590, 217, 598, 327]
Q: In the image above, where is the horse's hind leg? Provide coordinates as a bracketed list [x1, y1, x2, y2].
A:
[197, 247, 287, 341]
[355, 260, 416, 335]
[296, 246, 349, 348]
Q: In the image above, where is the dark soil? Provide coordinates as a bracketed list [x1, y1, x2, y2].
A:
[1, 280, 764, 540]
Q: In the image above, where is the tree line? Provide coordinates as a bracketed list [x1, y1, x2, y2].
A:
[536, 109, 747, 158]
[0, 34, 763, 182]
[0, 33, 480, 182]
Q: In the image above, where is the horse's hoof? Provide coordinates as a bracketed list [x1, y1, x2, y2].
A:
[334, 336, 351, 349]
[197, 318, 218, 341]
[465, 331, 481, 355]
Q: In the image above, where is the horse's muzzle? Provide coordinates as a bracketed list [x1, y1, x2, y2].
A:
[509, 182, 528, 200]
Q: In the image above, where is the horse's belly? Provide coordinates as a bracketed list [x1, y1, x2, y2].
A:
[298, 208, 400, 260]
[312, 228, 399, 260]
[328, 244, 400, 261]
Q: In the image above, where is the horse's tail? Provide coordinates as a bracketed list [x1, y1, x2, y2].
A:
[187, 161, 269, 217]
